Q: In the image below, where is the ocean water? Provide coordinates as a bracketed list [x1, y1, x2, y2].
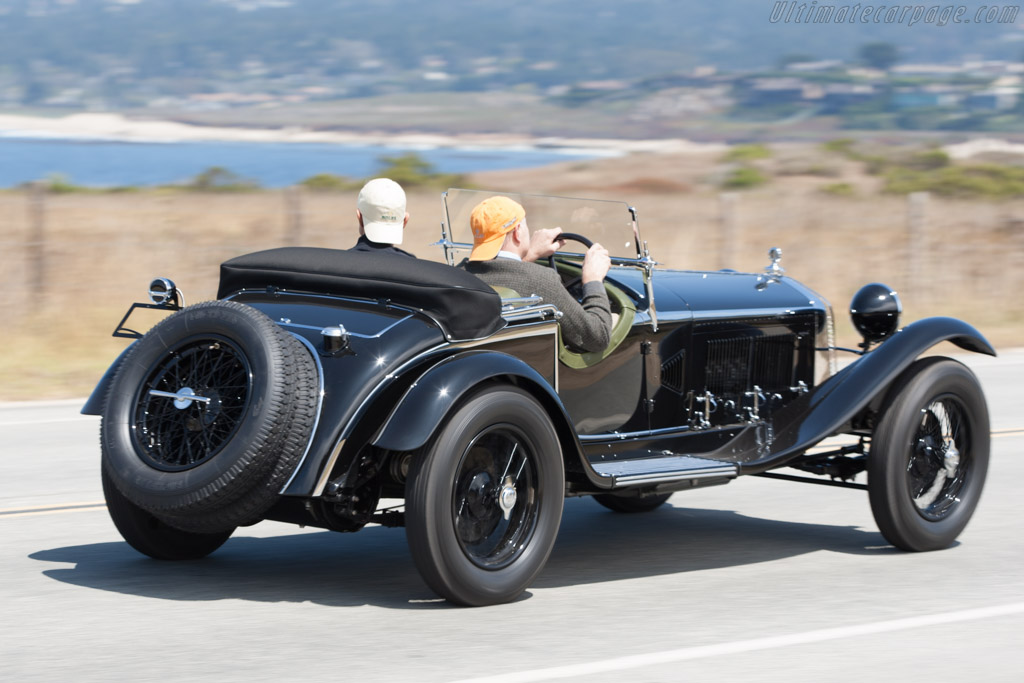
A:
[0, 137, 601, 188]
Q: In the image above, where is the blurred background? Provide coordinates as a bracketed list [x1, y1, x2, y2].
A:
[1, 0, 1023, 398]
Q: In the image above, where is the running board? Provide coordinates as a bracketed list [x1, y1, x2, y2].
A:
[589, 451, 739, 486]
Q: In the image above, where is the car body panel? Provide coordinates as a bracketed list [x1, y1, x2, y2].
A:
[86, 192, 996, 509]
[371, 347, 570, 453]
[86, 269, 996, 501]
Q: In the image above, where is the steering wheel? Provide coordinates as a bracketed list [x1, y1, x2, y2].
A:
[547, 232, 593, 293]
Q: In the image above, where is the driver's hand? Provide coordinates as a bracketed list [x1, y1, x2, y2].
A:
[526, 227, 565, 262]
[582, 243, 610, 284]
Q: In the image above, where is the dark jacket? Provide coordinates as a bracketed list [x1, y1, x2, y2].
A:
[350, 235, 416, 258]
[462, 257, 611, 353]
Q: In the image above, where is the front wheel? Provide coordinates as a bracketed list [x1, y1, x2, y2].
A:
[868, 357, 989, 551]
[405, 386, 564, 606]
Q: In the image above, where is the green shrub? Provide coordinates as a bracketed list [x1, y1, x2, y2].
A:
[373, 152, 467, 189]
[820, 138, 857, 157]
[184, 166, 261, 192]
[721, 165, 769, 189]
[903, 148, 950, 170]
[863, 154, 893, 175]
[44, 174, 86, 193]
[820, 182, 856, 197]
[883, 163, 1024, 198]
[299, 173, 359, 191]
[775, 158, 842, 177]
[722, 143, 772, 163]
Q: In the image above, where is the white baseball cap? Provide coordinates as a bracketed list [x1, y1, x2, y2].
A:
[357, 178, 407, 245]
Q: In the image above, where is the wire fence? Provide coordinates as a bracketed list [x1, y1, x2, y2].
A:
[1, 188, 1022, 344]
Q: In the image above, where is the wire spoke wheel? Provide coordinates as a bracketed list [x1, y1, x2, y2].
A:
[907, 397, 970, 521]
[406, 386, 564, 606]
[868, 357, 989, 552]
[102, 300, 318, 535]
[453, 428, 538, 570]
[133, 336, 252, 472]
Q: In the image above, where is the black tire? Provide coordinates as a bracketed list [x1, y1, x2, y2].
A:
[868, 357, 989, 552]
[102, 464, 232, 560]
[101, 300, 317, 533]
[593, 491, 672, 513]
[405, 386, 564, 606]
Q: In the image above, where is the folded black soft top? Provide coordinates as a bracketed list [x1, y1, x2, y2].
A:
[218, 247, 504, 341]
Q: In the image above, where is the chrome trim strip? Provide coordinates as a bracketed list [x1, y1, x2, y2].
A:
[638, 306, 820, 326]
[311, 341, 450, 497]
[696, 309, 815, 321]
[280, 332, 327, 493]
[439, 190, 456, 266]
[691, 306, 821, 322]
[501, 304, 562, 323]
[611, 466, 737, 485]
[450, 320, 559, 350]
[276, 314, 413, 339]
[578, 424, 693, 442]
[643, 260, 658, 332]
[226, 289, 420, 316]
[502, 295, 544, 308]
[553, 324, 560, 394]
[226, 288, 463, 342]
[634, 309, 690, 326]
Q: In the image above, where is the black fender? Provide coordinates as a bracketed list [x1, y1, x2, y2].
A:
[371, 350, 582, 460]
[81, 342, 136, 416]
[730, 317, 995, 472]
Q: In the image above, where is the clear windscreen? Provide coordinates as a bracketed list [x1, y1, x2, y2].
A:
[443, 188, 641, 260]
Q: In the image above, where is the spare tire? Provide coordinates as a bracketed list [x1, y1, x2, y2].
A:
[101, 300, 317, 532]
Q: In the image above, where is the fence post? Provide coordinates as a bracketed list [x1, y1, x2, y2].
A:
[284, 185, 305, 246]
[907, 191, 929, 301]
[718, 192, 738, 270]
[27, 182, 47, 300]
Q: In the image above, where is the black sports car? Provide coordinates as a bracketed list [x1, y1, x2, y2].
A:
[85, 188, 994, 606]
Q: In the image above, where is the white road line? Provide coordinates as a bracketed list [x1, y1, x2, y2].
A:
[0, 503, 106, 519]
[451, 602, 1024, 683]
[0, 501, 105, 514]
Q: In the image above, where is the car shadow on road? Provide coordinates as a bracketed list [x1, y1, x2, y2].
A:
[30, 498, 890, 609]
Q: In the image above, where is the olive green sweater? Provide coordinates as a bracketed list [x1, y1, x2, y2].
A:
[462, 258, 612, 352]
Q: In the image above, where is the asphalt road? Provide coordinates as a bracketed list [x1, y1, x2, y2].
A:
[2, 350, 1023, 682]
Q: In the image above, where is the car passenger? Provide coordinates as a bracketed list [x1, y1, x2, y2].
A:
[459, 196, 612, 353]
[350, 178, 416, 257]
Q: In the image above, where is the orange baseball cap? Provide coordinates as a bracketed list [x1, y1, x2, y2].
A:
[468, 196, 525, 261]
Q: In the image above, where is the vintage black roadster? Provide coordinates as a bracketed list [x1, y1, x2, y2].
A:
[84, 189, 994, 606]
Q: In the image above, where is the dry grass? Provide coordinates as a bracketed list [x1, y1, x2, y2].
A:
[2, 149, 1023, 400]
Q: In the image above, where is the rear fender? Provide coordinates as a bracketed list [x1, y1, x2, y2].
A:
[735, 316, 994, 472]
[371, 350, 583, 462]
[81, 342, 136, 416]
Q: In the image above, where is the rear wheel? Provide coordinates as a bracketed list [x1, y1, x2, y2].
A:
[101, 300, 317, 533]
[405, 386, 564, 606]
[102, 465, 232, 560]
[868, 357, 989, 551]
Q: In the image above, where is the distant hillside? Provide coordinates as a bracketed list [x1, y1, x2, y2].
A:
[1, 0, 1022, 108]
